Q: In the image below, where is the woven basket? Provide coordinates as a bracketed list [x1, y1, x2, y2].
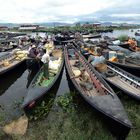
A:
[95, 63, 107, 73]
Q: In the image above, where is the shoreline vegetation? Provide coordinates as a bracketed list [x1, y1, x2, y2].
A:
[0, 91, 139, 140]
[0, 25, 140, 33]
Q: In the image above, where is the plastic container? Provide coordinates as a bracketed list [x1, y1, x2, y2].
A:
[102, 50, 109, 59]
[117, 52, 125, 64]
[109, 51, 117, 59]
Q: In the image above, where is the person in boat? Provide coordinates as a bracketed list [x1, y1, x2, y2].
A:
[26, 44, 40, 73]
[88, 46, 95, 55]
[35, 33, 41, 45]
[41, 49, 50, 80]
[18, 38, 23, 49]
[127, 38, 138, 51]
[28, 44, 39, 58]
[9, 41, 13, 49]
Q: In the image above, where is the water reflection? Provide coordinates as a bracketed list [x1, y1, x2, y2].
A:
[0, 64, 26, 95]
[55, 67, 70, 96]
[103, 28, 140, 38]
[0, 69, 28, 118]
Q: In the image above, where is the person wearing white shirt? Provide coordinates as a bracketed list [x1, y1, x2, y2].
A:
[41, 49, 50, 79]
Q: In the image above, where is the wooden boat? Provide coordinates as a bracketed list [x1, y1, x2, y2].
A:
[135, 32, 140, 36]
[74, 41, 140, 100]
[64, 45, 132, 132]
[0, 52, 10, 59]
[22, 48, 64, 109]
[102, 62, 140, 101]
[118, 43, 131, 50]
[0, 46, 29, 76]
[74, 41, 139, 77]
[0, 38, 18, 52]
[108, 58, 140, 77]
[82, 34, 101, 39]
[54, 35, 74, 45]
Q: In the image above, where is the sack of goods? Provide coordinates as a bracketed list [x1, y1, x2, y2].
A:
[49, 58, 62, 74]
[15, 50, 28, 60]
[3, 61, 10, 67]
[117, 52, 125, 63]
[91, 56, 106, 66]
[73, 69, 81, 77]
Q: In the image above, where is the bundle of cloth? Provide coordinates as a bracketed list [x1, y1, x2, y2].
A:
[49, 57, 62, 74]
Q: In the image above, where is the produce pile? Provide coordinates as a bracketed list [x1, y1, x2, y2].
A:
[14, 50, 28, 61]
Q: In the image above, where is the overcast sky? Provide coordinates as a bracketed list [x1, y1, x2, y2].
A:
[0, 0, 140, 23]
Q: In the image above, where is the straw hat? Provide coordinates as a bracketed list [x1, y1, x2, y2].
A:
[31, 44, 36, 48]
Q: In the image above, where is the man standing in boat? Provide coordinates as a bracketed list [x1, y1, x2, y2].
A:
[41, 49, 50, 80]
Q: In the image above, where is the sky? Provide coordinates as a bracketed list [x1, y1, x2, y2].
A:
[0, 0, 140, 23]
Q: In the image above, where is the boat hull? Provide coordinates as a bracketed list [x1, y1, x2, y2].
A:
[64, 45, 132, 134]
[22, 50, 64, 109]
[108, 61, 140, 77]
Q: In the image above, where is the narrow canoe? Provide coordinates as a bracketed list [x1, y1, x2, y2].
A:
[0, 46, 29, 76]
[22, 48, 64, 109]
[64, 45, 132, 132]
[82, 34, 101, 39]
[103, 62, 140, 101]
[108, 60, 140, 77]
[74, 41, 140, 77]
[74, 41, 140, 101]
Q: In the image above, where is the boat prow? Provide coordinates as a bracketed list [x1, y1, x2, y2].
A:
[22, 86, 47, 108]
[86, 94, 132, 128]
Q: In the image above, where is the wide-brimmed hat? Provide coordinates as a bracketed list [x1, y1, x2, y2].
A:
[31, 44, 36, 48]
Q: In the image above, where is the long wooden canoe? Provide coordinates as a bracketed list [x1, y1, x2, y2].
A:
[82, 34, 101, 39]
[0, 53, 26, 76]
[77, 41, 140, 77]
[108, 60, 140, 77]
[64, 45, 132, 131]
[75, 41, 140, 101]
[0, 46, 29, 76]
[103, 62, 140, 101]
[22, 48, 64, 109]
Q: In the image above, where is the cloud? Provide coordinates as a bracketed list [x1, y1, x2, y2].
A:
[0, 0, 139, 23]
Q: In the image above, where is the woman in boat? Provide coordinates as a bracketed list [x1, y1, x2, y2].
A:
[41, 49, 50, 80]
[28, 44, 39, 58]
[127, 38, 139, 51]
[26, 44, 40, 73]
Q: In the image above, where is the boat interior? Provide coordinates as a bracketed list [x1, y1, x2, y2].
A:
[106, 65, 140, 96]
[67, 48, 113, 97]
[33, 49, 63, 87]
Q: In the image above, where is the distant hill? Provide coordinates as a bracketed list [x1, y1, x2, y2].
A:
[0, 22, 72, 28]
[0, 22, 139, 28]
[74, 20, 101, 25]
